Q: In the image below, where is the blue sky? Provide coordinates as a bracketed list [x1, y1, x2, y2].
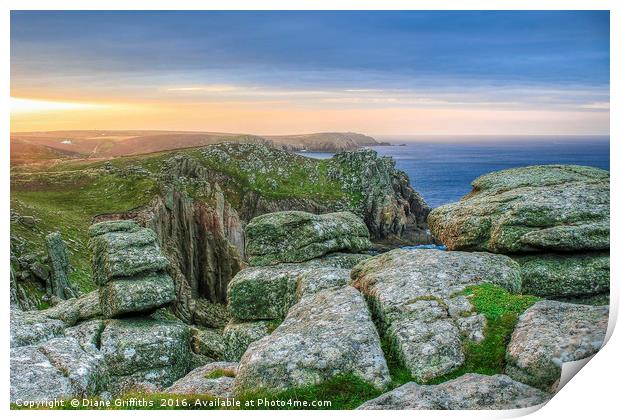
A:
[10, 11, 610, 135]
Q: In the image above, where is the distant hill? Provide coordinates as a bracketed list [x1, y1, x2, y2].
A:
[10, 130, 383, 164]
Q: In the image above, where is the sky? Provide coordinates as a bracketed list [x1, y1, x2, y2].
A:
[10, 11, 610, 136]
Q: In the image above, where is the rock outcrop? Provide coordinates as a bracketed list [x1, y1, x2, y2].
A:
[45, 232, 78, 299]
[351, 249, 521, 381]
[357, 374, 548, 410]
[89, 220, 176, 317]
[245, 211, 371, 266]
[505, 300, 608, 390]
[234, 286, 390, 393]
[100, 318, 191, 394]
[223, 320, 274, 362]
[329, 149, 431, 242]
[428, 165, 610, 301]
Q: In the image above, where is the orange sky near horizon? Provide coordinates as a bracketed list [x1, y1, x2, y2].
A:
[10, 96, 610, 136]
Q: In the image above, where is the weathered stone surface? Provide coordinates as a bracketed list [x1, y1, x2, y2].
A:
[90, 221, 176, 317]
[428, 165, 609, 253]
[190, 327, 226, 360]
[99, 274, 176, 318]
[351, 249, 521, 381]
[100, 318, 191, 393]
[223, 320, 273, 362]
[38, 337, 109, 396]
[45, 232, 77, 299]
[65, 319, 105, 353]
[10, 309, 65, 348]
[41, 290, 102, 326]
[245, 211, 372, 266]
[514, 252, 609, 298]
[301, 252, 371, 269]
[10, 337, 108, 404]
[193, 299, 230, 328]
[227, 264, 350, 321]
[357, 374, 548, 410]
[506, 300, 608, 390]
[166, 362, 238, 398]
[10, 346, 75, 403]
[89, 221, 170, 285]
[235, 286, 390, 393]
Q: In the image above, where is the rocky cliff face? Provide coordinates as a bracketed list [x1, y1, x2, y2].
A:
[91, 144, 430, 321]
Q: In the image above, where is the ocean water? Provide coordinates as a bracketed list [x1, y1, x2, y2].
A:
[298, 136, 610, 208]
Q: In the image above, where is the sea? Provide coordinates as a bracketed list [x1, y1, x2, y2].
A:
[298, 136, 610, 209]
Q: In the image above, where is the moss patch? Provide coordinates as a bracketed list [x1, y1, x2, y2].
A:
[204, 368, 236, 380]
[426, 284, 540, 384]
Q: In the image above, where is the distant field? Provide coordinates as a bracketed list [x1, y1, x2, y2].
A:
[10, 130, 379, 164]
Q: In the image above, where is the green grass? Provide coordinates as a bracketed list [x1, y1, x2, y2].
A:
[425, 284, 540, 384]
[204, 368, 236, 379]
[15, 374, 381, 410]
[11, 171, 159, 292]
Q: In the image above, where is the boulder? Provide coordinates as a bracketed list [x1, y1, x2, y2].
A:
[41, 290, 102, 326]
[89, 220, 176, 317]
[234, 286, 390, 393]
[223, 320, 274, 362]
[89, 221, 170, 285]
[351, 249, 521, 381]
[514, 252, 609, 298]
[165, 362, 238, 398]
[505, 300, 608, 390]
[99, 274, 176, 318]
[300, 252, 371, 269]
[245, 211, 372, 266]
[227, 264, 350, 321]
[100, 318, 191, 393]
[427, 165, 609, 253]
[357, 373, 548, 409]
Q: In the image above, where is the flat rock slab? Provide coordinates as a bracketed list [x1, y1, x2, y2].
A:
[245, 211, 372, 266]
[235, 286, 390, 393]
[10, 309, 65, 348]
[506, 300, 608, 390]
[428, 165, 609, 253]
[227, 264, 350, 321]
[351, 249, 521, 381]
[99, 273, 176, 318]
[10, 337, 107, 404]
[514, 252, 609, 298]
[166, 362, 238, 398]
[357, 373, 548, 409]
[100, 318, 191, 394]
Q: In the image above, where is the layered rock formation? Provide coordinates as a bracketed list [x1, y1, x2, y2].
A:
[428, 165, 610, 302]
[351, 249, 521, 381]
[245, 211, 372, 266]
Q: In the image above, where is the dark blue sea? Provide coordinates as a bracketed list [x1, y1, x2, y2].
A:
[298, 136, 610, 208]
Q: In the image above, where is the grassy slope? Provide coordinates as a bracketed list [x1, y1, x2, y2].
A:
[11, 170, 159, 292]
[10, 144, 351, 293]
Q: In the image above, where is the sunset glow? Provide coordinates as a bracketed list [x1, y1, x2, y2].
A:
[10, 11, 609, 135]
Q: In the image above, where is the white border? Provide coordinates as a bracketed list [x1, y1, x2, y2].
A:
[2, 2, 617, 420]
